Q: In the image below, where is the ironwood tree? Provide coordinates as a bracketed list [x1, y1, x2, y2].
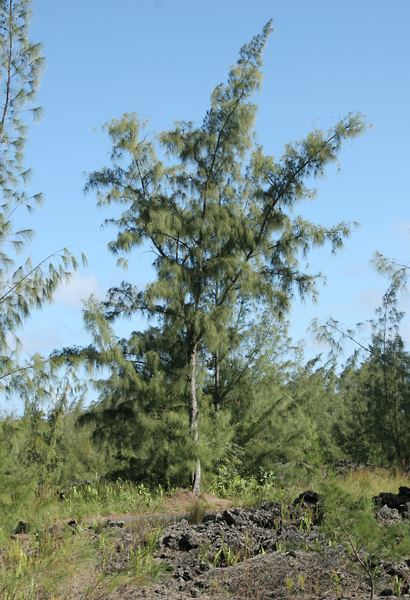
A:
[0, 0, 84, 497]
[86, 21, 365, 493]
[317, 261, 410, 468]
[0, 0, 81, 376]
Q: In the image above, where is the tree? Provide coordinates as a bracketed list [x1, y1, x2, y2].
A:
[0, 0, 81, 384]
[315, 263, 410, 467]
[322, 480, 410, 600]
[86, 21, 365, 493]
[76, 321, 209, 487]
[0, 0, 87, 503]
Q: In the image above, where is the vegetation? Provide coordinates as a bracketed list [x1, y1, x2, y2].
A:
[70, 18, 365, 495]
[0, 0, 409, 506]
[321, 479, 410, 600]
[0, 0, 85, 528]
[0, 469, 409, 599]
[315, 259, 410, 468]
[0, 2, 409, 597]
[0, 0, 82, 369]
[0, 496, 168, 599]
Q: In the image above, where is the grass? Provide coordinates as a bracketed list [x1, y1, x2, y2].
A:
[0, 479, 173, 598]
[0, 481, 222, 598]
[215, 465, 410, 508]
[1, 468, 409, 598]
[120, 527, 167, 585]
[187, 498, 209, 524]
[319, 474, 410, 600]
[60, 481, 165, 519]
[0, 516, 167, 599]
[0, 528, 96, 599]
[0, 481, 169, 540]
[336, 467, 410, 500]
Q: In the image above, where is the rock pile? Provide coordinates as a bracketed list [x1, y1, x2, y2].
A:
[374, 486, 410, 521]
[156, 497, 326, 587]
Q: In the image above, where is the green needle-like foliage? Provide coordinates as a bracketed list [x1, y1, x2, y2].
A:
[0, 0, 84, 368]
[86, 21, 365, 492]
[0, 1, 87, 499]
[315, 261, 410, 468]
[322, 480, 410, 600]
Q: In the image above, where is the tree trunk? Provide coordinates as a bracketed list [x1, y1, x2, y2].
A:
[190, 340, 201, 495]
[214, 349, 221, 411]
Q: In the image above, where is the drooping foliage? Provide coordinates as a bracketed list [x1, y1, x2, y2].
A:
[0, 0, 82, 369]
[1, 3, 409, 523]
[316, 261, 410, 467]
[0, 0, 87, 500]
[82, 21, 365, 491]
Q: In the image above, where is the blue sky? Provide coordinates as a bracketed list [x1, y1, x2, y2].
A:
[19, 0, 410, 361]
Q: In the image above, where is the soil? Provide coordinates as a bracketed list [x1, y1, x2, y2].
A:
[67, 492, 410, 600]
[163, 490, 231, 514]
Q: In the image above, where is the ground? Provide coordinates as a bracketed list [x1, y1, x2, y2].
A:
[2, 478, 410, 599]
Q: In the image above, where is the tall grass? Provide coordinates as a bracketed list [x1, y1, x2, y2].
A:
[209, 465, 410, 508]
[0, 481, 168, 540]
[0, 518, 166, 599]
[61, 481, 165, 519]
[0, 528, 95, 599]
[336, 468, 410, 500]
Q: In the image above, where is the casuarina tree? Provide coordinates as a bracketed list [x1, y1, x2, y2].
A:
[316, 260, 410, 468]
[86, 21, 365, 493]
[0, 0, 89, 506]
[0, 0, 82, 390]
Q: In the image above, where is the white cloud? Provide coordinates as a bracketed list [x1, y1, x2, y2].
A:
[54, 272, 102, 307]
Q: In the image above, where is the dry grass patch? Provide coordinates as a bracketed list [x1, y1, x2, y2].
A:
[337, 468, 410, 500]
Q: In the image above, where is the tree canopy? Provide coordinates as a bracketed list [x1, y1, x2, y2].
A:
[84, 21, 365, 493]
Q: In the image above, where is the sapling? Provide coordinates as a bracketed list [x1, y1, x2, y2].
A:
[321, 480, 410, 600]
